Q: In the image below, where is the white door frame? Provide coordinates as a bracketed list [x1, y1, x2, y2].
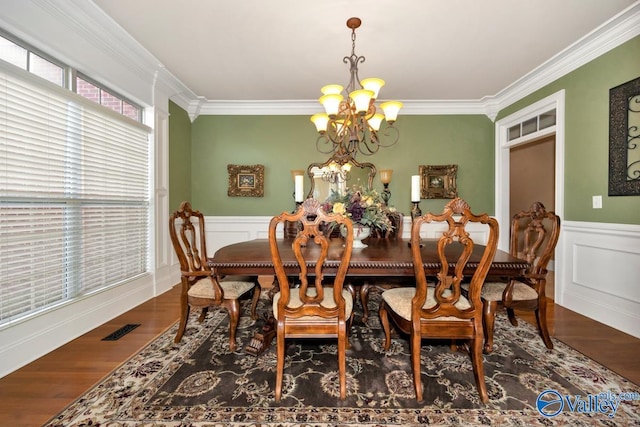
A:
[494, 90, 565, 300]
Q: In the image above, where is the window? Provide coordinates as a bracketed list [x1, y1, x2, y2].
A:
[76, 74, 141, 121]
[0, 55, 151, 326]
[0, 32, 64, 87]
[0, 32, 141, 122]
[507, 109, 557, 142]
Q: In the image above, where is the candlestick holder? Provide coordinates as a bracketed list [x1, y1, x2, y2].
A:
[379, 169, 393, 205]
[411, 201, 422, 219]
[381, 183, 391, 205]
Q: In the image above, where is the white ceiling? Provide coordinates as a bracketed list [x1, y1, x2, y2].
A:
[91, 0, 636, 103]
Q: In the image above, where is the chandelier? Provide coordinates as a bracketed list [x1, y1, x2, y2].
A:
[310, 17, 403, 161]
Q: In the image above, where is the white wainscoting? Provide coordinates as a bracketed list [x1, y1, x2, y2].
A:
[556, 221, 640, 339]
[203, 215, 493, 256]
[204, 217, 640, 340]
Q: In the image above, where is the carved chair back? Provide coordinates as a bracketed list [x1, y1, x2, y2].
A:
[169, 201, 223, 297]
[510, 201, 561, 280]
[269, 198, 354, 322]
[412, 198, 499, 322]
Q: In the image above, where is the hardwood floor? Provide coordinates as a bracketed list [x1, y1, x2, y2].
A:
[0, 275, 638, 426]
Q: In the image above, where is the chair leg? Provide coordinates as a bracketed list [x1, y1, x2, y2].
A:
[275, 321, 285, 402]
[410, 329, 423, 402]
[360, 283, 371, 323]
[379, 301, 392, 351]
[506, 308, 518, 326]
[482, 300, 498, 354]
[535, 296, 554, 349]
[174, 287, 191, 343]
[470, 332, 489, 403]
[198, 308, 208, 323]
[338, 324, 347, 400]
[249, 285, 260, 320]
[225, 299, 241, 352]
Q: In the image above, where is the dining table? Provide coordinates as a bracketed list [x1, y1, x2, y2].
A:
[207, 237, 528, 278]
[208, 237, 529, 355]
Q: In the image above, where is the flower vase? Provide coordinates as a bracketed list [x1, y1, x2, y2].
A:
[341, 224, 371, 248]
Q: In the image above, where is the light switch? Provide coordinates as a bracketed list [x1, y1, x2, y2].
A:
[592, 195, 602, 209]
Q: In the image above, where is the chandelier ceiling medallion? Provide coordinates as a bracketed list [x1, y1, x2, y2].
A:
[311, 17, 403, 162]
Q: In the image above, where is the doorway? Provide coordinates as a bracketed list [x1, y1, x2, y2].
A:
[510, 135, 555, 217]
[495, 90, 565, 301]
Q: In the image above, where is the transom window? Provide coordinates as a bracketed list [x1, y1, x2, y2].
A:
[508, 109, 556, 142]
[0, 32, 141, 122]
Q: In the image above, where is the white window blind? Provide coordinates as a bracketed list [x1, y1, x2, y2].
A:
[0, 62, 151, 326]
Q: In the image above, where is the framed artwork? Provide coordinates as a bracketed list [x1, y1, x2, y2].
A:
[419, 164, 458, 199]
[609, 76, 640, 196]
[227, 164, 264, 197]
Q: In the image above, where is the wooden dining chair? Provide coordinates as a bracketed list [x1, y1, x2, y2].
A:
[170, 201, 260, 351]
[379, 198, 499, 402]
[474, 201, 560, 353]
[269, 198, 354, 402]
[359, 210, 411, 322]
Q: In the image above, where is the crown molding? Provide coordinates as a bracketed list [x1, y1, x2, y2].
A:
[4, 0, 637, 119]
[493, 1, 640, 113]
[187, 2, 639, 120]
[191, 98, 492, 117]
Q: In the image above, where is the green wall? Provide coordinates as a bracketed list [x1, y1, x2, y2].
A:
[497, 35, 640, 224]
[188, 114, 494, 216]
[168, 101, 192, 211]
[171, 36, 640, 223]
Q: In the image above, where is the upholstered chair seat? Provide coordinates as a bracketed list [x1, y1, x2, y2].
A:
[381, 287, 470, 321]
[469, 280, 538, 302]
[189, 277, 256, 300]
[273, 287, 353, 319]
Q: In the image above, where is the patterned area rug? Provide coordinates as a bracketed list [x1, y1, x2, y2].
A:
[46, 295, 639, 426]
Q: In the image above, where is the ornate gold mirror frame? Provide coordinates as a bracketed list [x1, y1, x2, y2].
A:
[306, 155, 376, 201]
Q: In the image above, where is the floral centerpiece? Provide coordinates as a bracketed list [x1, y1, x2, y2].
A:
[321, 185, 393, 247]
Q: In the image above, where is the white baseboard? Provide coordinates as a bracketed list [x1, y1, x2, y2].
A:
[0, 275, 157, 379]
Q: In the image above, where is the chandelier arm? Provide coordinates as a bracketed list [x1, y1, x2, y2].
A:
[358, 132, 381, 156]
[315, 134, 339, 155]
[374, 124, 400, 148]
[352, 115, 376, 156]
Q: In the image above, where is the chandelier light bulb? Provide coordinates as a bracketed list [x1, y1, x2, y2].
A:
[319, 93, 344, 117]
[321, 84, 344, 95]
[368, 113, 384, 131]
[360, 78, 385, 100]
[349, 89, 374, 114]
[380, 101, 403, 123]
[310, 113, 329, 133]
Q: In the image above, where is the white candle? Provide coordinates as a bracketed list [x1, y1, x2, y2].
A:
[294, 175, 304, 202]
[411, 175, 420, 202]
